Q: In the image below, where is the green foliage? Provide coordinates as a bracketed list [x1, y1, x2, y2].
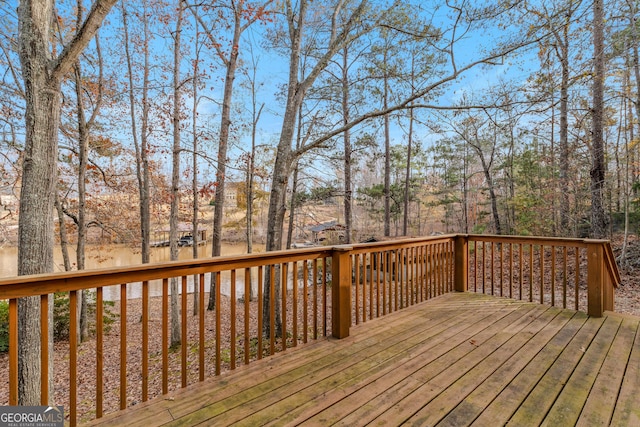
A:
[0, 293, 117, 352]
[0, 300, 8, 353]
[54, 292, 71, 340]
[52, 291, 118, 342]
[295, 184, 339, 206]
[611, 211, 640, 234]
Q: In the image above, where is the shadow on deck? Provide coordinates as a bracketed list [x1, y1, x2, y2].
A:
[89, 292, 640, 426]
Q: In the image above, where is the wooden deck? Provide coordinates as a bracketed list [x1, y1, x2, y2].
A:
[88, 292, 640, 426]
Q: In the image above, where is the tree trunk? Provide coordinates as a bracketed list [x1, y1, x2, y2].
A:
[342, 45, 353, 244]
[262, 0, 369, 337]
[73, 16, 104, 340]
[17, 0, 117, 406]
[403, 105, 414, 237]
[208, 3, 244, 310]
[169, 1, 185, 346]
[383, 51, 391, 237]
[54, 196, 71, 272]
[558, 19, 571, 235]
[122, 0, 151, 264]
[192, 20, 201, 315]
[591, 0, 607, 239]
[628, 0, 640, 195]
[74, 60, 89, 341]
[286, 163, 300, 249]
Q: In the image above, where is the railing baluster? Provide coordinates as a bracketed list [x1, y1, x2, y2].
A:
[69, 291, 77, 426]
[8, 298, 17, 406]
[446, 242, 450, 292]
[381, 251, 387, 315]
[563, 247, 568, 309]
[142, 281, 149, 401]
[162, 278, 169, 391]
[418, 247, 423, 302]
[539, 245, 545, 305]
[415, 246, 420, 302]
[394, 249, 399, 309]
[269, 265, 275, 354]
[472, 242, 477, 293]
[450, 241, 454, 291]
[529, 244, 533, 302]
[519, 244, 523, 300]
[215, 271, 221, 375]
[490, 242, 495, 296]
[575, 248, 580, 311]
[422, 246, 426, 299]
[435, 244, 439, 296]
[231, 269, 236, 369]
[181, 275, 187, 387]
[354, 254, 360, 324]
[403, 248, 408, 305]
[199, 274, 205, 381]
[120, 283, 127, 410]
[482, 241, 486, 294]
[313, 258, 318, 337]
[258, 266, 264, 358]
[369, 253, 374, 318]
[376, 251, 381, 317]
[40, 294, 48, 405]
[244, 268, 250, 361]
[292, 261, 298, 348]
[499, 243, 504, 297]
[303, 260, 308, 343]
[96, 287, 103, 418]
[435, 244, 440, 296]
[323, 257, 328, 336]
[509, 243, 514, 299]
[443, 243, 447, 294]
[282, 262, 288, 351]
[551, 247, 556, 307]
[409, 248, 414, 305]
[437, 244, 441, 296]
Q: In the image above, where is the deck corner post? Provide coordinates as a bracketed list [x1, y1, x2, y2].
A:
[332, 245, 353, 339]
[454, 235, 468, 293]
[586, 240, 604, 317]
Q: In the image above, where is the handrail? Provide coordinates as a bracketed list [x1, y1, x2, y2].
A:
[0, 247, 334, 299]
[604, 241, 621, 288]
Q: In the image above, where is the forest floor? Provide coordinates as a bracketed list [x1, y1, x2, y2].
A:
[609, 233, 640, 316]
[0, 234, 639, 423]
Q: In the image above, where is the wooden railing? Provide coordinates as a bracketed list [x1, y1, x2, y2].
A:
[464, 235, 621, 317]
[0, 234, 619, 425]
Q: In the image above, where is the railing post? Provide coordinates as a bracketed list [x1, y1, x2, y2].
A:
[586, 240, 604, 317]
[332, 245, 352, 339]
[454, 235, 468, 292]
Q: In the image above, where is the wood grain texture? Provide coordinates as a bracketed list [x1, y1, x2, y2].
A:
[88, 292, 640, 426]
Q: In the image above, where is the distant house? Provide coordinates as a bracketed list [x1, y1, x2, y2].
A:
[309, 221, 346, 244]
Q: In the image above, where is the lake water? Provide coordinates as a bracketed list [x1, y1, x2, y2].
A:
[0, 242, 266, 300]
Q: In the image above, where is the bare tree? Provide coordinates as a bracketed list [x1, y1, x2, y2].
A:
[17, 0, 117, 405]
[262, 0, 371, 337]
[122, 0, 152, 263]
[169, 0, 185, 346]
[191, 0, 273, 310]
[591, 0, 607, 238]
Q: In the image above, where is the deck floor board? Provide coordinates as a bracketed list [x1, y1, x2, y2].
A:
[87, 292, 640, 427]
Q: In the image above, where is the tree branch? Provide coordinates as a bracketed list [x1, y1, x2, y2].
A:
[50, 0, 118, 83]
